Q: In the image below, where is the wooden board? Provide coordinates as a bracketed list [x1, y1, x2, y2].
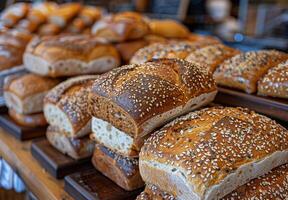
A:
[65, 168, 142, 200]
[31, 138, 92, 179]
[215, 87, 288, 122]
[0, 127, 73, 200]
[0, 114, 46, 140]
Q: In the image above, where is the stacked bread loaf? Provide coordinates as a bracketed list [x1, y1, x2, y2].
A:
[88, 58, 217, 190]
[137, 106, 288, 199]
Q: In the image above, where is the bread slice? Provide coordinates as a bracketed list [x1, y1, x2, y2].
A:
[139, 107, 288, 200]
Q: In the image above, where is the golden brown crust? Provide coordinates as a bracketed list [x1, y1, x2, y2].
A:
[116, 40, 148, 63]
[16, 19, 39, 33]
[140, 106, 288, 197]
[0, 29, 32, 48]
[8, 109, 47, 128]
[257, 60, 288, 99]
[65, 18, 86, 33]
[37, 23, 62, 36]
[187, 34, 220, 44]
[186, 44, 240, 72]
[136, 184, 176, 200]
[149, 20, 189, 38]
[0, 44, 23, 71]
[92, 144, 144, 191]
[0, 3, 30, 27]
[78, 6, 102, 26]
[214, 50, 288, 93]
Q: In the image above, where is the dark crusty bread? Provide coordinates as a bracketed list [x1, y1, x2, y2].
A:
[257, 60, 288, 99]
[89, 58, 217, 157]
[8, 109, 47, 128]
[47, 126, 95, 160]
[92, 12, 150, 42]
[186, 44, 240, 72]
[44, 75, 98, 138]
[214, 50, 288, 93]
[139, 106, 288, 200]
[92, 144, 144, 191]
[24, 35, 120, 77]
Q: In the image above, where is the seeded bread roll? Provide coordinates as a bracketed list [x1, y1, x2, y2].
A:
[0, 45, 24, 71]
[24, 35, 120, 77]
[130, 41, 213, 64]
[257, 60, 288, 99]
[149, 19, 189, 38]
[139, 106, 288, 200]
[44, 75, 98, 138]
[89, 58, 217, 157]
[186, 44, 240, 72]
[92, 144, 144, 191]
[4, 73, 60, 114]
[37, 23, 62, 36]
[214, 50, 288, 93]
[8, 109, 47, 128]
[92, 12, 150, 42]
[46, 126, 95, 160]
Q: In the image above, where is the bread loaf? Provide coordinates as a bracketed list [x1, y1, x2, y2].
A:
[257, 60, 288, 99]
[16, 19, 39, 33]
[44, 75, 98, 138]
[4, 73, 60, 114]
[136, 184, 176, 200]
[0, 45, 23, 71]
[92, 144, 144, 191]
[8, 109, 47, 128]
[214, 50, 288, 93]
[89, 58, 217, 157]
[149, 19, 189, 38]
[139, 106, 288, 200]
[24, 35, 120, 77]
[27, 2, 58, 24]
[0, 29, 32, 48]
[78, 6, 102, 26]
[65, 18, 86, 34]
[37, 23, 62, 36]
[186, 44, 240, 72]
[0, 3, 30, 27]
[92, 12, 150, 42]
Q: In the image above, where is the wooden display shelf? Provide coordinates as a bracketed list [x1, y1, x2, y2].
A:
[0, 127, 73, 200]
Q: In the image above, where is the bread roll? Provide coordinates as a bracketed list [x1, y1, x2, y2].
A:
[0, 44, 23, 71]
[8, 109, 47, 128]
[92, 144, 144, 191]
[16, 19, 39, 33]
[47, 126, 95, 160]
[92, 12, 150, 42]
[65, 18, 86, 34]
[214, 50, 288, 93]
[78, 6, 102, 26]
[149, 20, 189, 38]
[89, 58, 217, 157]
[27, 2, 58, 24]
[0, 29, 32, 48]
[257, 60, 288, 99]
[24, 35, 120, 77]
[0, 3, 30, 27]
[186, 44, 240, 72]
[37, 23, 62, 36]
[4, 73, 60, 114]
[44, 75, 98, 138]
[139, 106, 288, 200]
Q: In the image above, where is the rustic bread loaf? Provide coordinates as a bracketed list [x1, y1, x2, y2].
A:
[8, 109, 47, 128]
[92, 12, 150, 42]
[257, 60, 288, 99]
[46, 126, 95, 160]
[44, 75, 98, 138]
[186, 44, 240, 72]
[89, 58, 217, 157]
[4, 73, 60, 114]
[139, 106, 288, 200]
[214, 50, 288, 93]
[24, 35, 120, 77]
[0, 44, 24, 71]
[37, 23, 62, 36]
[92, 144, 144, 191]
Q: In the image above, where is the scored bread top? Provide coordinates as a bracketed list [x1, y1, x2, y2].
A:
[25, 34, 120, 63]
[214, 50, 288, 93]
[140, 106, 288, 198]
[4, 73, 60, 99]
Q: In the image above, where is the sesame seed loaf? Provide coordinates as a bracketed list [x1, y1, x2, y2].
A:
[92, 144, 144, 191]
[185, 44, 240, 73]
[139, 106, 288, 200]
[92, 12, 150, 42]
[257, 60, 288, 99]
[130, 41, 215, 65]
[44, 75, 98, 138]
[4, 73, 60, 114]
[46, 126, 95, 160]
[8, 109, 47, 128]
[89, 58, 217, 157]
[24, 35, 120, 77]
[214, 50, 288, 94]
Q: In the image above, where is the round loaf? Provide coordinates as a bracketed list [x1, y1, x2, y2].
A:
[8, 109, 47, 128]
[149, 19, 189, 38]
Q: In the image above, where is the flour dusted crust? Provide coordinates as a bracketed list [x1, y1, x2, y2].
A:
[214, 50, 288, 93]
[139, 106, 288, 200]
[186, 44, 240, 72]
[24, 35, 120, 77]
[257, 60, 288, 99]
[44, 75, 98, 138]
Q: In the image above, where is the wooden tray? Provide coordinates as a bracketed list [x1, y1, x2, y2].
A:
[31, 138, 92, 179]
[0, 114, 46, 140]
[215, 87, 288, 122]
[64, 168, 142, 200]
